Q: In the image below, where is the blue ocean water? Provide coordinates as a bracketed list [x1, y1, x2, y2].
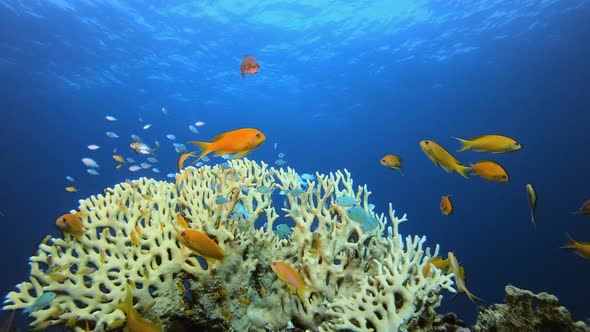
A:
[1, 0, 589, 330]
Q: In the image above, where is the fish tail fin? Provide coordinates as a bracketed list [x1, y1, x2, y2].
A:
[149, 142, 160, 157]
[453, 136, 472, 152]
[189, 141, 211, 159]
[296, 287, 312, 303]
[465, 288, 484, 303]
[561, 233, 579, 249]
[455, 164, 471, 179]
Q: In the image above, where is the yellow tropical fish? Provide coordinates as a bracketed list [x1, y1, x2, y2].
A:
[453, 134, 521, 153]
[470, 160, 509, 183]
[380, 154, 403, 175]
[448, 252, 483, 303]
[526, 184, 536, 226]
[270, 261, 309, 302]
[561, 233, 590, 259]
[65, 186, 78, 193]
[116, 284, 162, 332]
[113, 155, 126, 163]
[420, 140, 470, 178]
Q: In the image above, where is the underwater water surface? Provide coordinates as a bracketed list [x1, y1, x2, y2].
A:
[1, 0, 590, 330]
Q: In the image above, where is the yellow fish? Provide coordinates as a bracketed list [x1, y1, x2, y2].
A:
[448, 252, 483, 303]
[380, 154, 404, 175]
[65, 186, 78, 193]
[113, 155, 126, 163]
[470, 160, 509, 183]
[561, 233, 590, 259]
[526, 184, 536, 226]
[453, 134, 521, 153]
[420, 140, 470, 178]
[116, 284, 162, 332]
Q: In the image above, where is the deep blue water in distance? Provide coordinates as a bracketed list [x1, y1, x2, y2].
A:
[1, 0, 590, 329]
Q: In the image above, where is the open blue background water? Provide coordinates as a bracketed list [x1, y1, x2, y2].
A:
[1, 0, 590, 328]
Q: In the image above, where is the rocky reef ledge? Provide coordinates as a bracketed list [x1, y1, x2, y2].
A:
[472, 285, 589, 332]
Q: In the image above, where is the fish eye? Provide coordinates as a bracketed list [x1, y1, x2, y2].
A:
[256, 133, 261, 138]
[180, 231, 186, 236]
[272, 262, 276, 266]
[425, 140, 430, 144]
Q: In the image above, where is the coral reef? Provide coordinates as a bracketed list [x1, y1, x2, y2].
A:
[473, 285, 590, 332]
[3, 158, 454, 331]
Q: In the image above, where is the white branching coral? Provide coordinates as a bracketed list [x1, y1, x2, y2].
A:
[3, 158, 454, 332]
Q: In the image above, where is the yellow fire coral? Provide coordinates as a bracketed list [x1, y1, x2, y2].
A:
[2, 158, 454, 331]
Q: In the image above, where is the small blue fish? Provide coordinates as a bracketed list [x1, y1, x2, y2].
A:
[274, 223, 291, 239]
[335, 196, 356, 207]
[232, 202, 249, 219]
[346, 207, 379, 231]
[215, 196, 229, 204]
[289, 188, 305, 197]
[24, 292, 56, 314]
[300, 173, 315, 181]
[257, 185, 272, 194]
[220, 162, 231, 170]
[239, 184, 250, 193]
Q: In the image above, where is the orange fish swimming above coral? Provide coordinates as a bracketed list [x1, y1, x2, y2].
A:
[189, 128, 266, 160]
[178, 229, 225, 262]
[240, 55, 259, 78]
[55, 212, 86, 240]
[270, 261, 310, 302]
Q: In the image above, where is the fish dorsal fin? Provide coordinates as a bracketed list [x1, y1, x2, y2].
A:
[211, 132, 230, 142]
[471, 134, 491, 140]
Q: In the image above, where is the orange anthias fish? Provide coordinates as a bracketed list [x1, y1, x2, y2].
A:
[270, 261, 309, 301]
[448, 252, 483, 303]
[380, 154, 404, 175]
[422, 256, 449, 276]
[189, 128, 266, 160]
[420, 140, 470, 178]
[178, 229, 225, 262]
[469, 160, 509, 183]
[55, 213, 86, 239]
[240, 55, 259, 79]
[453, 134, 521, 153]
[561, 233, 590, 259]
[177, 151, 196, 171]
[116, 285, 162, 332]
[440, 195, 453, 216]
